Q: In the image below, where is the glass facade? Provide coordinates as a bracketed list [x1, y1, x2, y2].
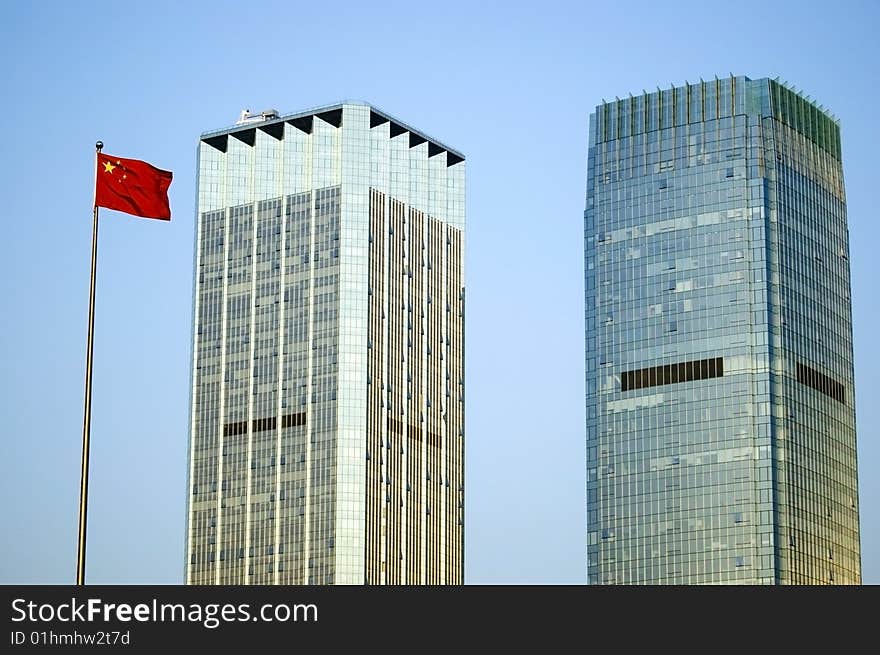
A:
[584, 77, 860, 584]
[186, 103, 465, 585]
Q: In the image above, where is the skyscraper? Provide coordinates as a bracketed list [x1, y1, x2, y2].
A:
[584, 76, 860, 584]
[186, 103, 465, 585]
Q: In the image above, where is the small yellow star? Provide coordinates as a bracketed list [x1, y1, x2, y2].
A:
[103, 161, 116, 174]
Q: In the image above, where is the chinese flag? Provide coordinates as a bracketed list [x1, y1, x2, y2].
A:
[95, 153, 173, 220]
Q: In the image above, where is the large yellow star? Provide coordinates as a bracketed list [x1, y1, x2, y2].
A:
[103, 161, 116, 174]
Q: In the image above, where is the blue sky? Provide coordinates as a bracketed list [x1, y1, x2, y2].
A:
[1, 0, 877, 584]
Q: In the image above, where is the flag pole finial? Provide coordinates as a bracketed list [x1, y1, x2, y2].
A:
[96, 141, 103, 152]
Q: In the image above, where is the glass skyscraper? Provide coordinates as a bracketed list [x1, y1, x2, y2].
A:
[186, 103, 465, 585]
[584, 76, 860, 584]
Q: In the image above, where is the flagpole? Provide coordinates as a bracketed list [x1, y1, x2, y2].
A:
[77, 140, 102, 585]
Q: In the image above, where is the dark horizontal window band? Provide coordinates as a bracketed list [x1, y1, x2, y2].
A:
[281, 412, 306, 429]
[223, 421, 247, 437]
[796, 363, 845, 404]
[252, 417, 276, 432]
[386, 418, 436, 444]
[621, 357, 724, 392]
[222, 413, 306, 436]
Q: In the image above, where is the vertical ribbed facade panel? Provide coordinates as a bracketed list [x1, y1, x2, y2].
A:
[362, 131, 465, 585]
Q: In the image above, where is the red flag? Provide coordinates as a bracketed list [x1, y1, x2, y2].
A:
[95, 153, 172, 220]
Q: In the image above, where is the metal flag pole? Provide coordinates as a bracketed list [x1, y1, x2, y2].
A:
[77, 140, 103, 585]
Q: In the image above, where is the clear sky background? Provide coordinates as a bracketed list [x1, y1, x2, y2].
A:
[1, 0, 877, 584]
